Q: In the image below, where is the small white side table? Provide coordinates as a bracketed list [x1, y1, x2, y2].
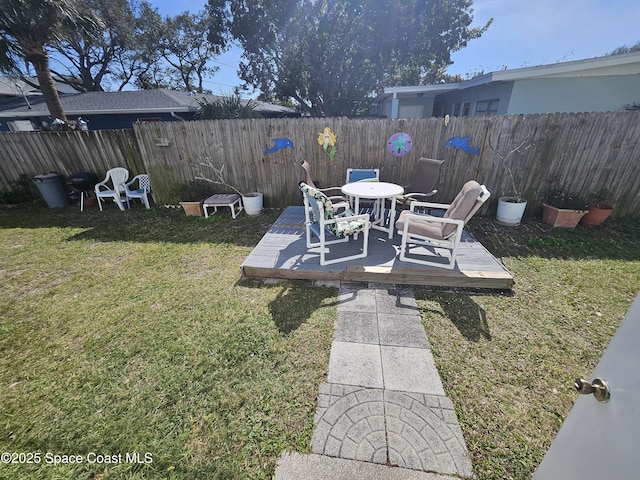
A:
[203, 194, 243, 219]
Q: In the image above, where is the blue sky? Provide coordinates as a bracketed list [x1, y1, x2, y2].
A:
[149, 0, 640, 93]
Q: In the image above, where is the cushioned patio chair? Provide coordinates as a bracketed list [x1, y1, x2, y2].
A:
[300, 182, 370, 266]
[395, 157, 444, 208]
[300, 160, 350, 211]
[124, 174, 152, 209]
[95, 167, 129, 211]
[395, 180, 490, 269]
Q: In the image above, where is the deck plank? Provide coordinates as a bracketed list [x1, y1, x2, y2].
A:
[241, 206, 514, 290]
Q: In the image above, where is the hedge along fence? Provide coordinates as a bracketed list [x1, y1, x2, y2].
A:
[1, 111, 639, 217]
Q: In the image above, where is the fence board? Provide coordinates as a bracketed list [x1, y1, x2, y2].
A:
[0, 112, 639, 217]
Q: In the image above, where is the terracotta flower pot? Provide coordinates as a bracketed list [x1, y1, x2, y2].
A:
[542, 203, 587, 228]
[580, 204, 613, 227]
[179, 201, 203, 216]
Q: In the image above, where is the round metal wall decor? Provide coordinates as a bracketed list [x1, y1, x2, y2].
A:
[387, 132, 412, 156]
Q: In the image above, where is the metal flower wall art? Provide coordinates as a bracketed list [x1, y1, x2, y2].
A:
[317, 127, 337, 163]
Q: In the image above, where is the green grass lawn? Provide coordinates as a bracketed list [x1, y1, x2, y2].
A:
[1, 204, 639, 479]
[418, 217, 640, 479]
[0, 205, 336, 479]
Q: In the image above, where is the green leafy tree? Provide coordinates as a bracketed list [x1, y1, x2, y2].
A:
[49, 0, 164, 92]
[0, 0, 100, 120]
[110, 1, 166, 91]
[159, 10, 228, 93]
[208, 0, 491, 116]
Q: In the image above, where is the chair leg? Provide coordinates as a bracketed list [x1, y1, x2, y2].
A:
[115, 198, 125, 210]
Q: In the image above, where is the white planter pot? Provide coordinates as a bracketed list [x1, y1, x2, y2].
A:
[242, 192, 263, 215]
[496, 197, 527, 226]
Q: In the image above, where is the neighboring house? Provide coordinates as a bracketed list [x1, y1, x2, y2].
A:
[373, 51, 640, 118]
[0, 76, 78, 99]
[0, 88, 297, 131]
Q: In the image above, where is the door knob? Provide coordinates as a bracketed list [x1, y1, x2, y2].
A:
[574, 377, 610, 403]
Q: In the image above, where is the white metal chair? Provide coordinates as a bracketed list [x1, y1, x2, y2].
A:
[95, 167, 129, 211]
[124, 174, 152, 209]
[300, 160, 350, 211]
[300, 182, 370, 266]
[395, 180, 490, 269]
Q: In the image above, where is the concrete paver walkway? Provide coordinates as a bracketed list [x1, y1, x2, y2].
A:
[274, 284, 473, 479]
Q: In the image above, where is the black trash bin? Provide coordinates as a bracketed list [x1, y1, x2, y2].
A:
[33, 173, 69, 208]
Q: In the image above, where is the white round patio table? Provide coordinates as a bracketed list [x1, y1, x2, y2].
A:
[341, 181, 404, 238]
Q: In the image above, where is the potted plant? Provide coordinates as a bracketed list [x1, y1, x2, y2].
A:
[541, 182, 589, 228]
[581, 189, 614, 227]
[491, 139, 532, 226]
[195, 160, 263, 216]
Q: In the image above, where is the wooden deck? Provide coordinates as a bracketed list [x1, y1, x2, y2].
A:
[241, 206, 514, 290]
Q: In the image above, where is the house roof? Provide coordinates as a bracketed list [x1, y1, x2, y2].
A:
[375, 51, 640, 101]
[0, 76, 78, 97]
[0, 88, 296, 118]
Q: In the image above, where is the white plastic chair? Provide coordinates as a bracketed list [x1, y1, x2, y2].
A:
[95, 167, 129, 211]
[124, 174, 152, 209]
[395, 180, 491, 269]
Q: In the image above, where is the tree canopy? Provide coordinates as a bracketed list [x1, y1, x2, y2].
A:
[208, 0, 491, 116]
[0, 0, 100, 120]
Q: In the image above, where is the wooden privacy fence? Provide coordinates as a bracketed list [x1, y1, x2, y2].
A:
[1, 112, 639, 217]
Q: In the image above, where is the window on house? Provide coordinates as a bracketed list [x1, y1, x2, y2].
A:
[462, 102, 471, 116]
[475, 99, 499, 116]
[452, 103, 461, 116]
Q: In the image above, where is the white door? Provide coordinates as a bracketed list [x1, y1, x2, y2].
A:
[533, 292, 640, 479]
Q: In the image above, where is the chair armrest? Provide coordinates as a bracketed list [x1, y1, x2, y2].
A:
[94, 180, 109, 191]
[408, 200, 451, 212]
[317, 186, 343, 195]
[402, 191, 437, 201]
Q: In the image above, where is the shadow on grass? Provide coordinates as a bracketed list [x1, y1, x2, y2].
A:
[267, 282, 338, 334]
[416, 290, 492, 342]
[0, 204, 282, 247]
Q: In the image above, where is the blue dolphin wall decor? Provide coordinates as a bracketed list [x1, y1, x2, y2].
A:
[265, 138, 294, 154]
[444, 136, 481, 155]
